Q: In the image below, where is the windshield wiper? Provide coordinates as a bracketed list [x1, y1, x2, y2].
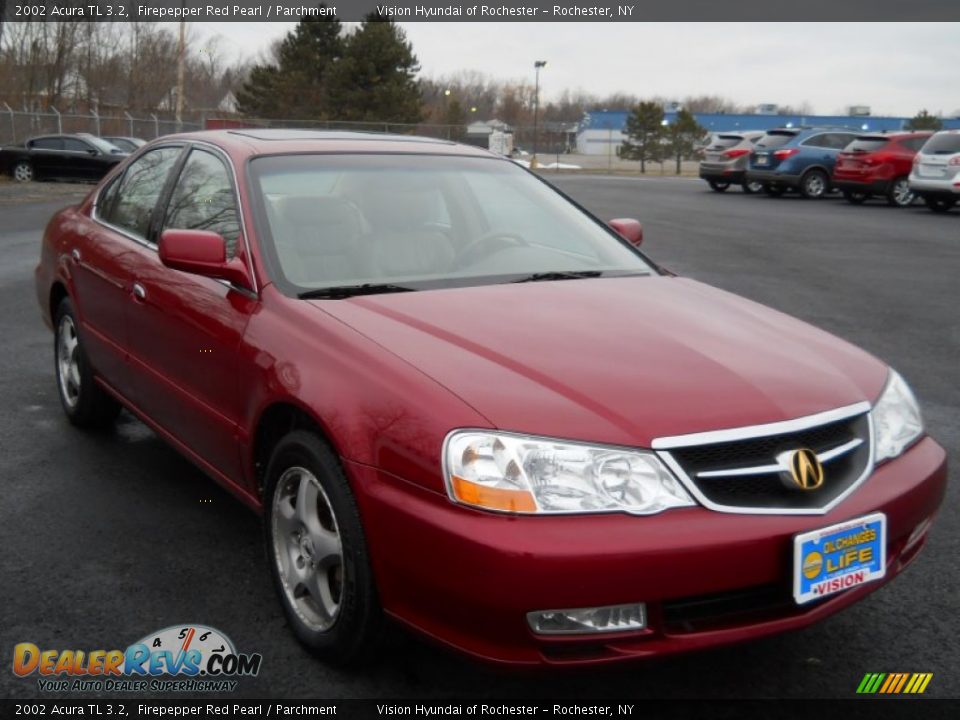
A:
[511, 270, 605, 283]
[298, 283, 417, 299]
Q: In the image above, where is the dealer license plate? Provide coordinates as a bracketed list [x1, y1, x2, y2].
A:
[793, 513, 886, 605]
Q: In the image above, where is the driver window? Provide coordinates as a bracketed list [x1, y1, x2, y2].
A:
[104, 146, 182, 239]
[162, 149, 241, 258]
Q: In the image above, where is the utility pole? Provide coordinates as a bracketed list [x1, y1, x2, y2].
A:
[175, 20, 186, 131]
[532, 60, 547, 168]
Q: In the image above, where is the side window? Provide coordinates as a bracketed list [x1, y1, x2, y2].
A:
[801, 134, 828, 148]
[96, 175, 122, 218]
[62, 138, 91, 153]
[162, 149, 241, 257]
[31, 138, 62, 150]
[830, 133, 856, 149]
[104, 147, 182, 239]
[901, 137, 926, 153]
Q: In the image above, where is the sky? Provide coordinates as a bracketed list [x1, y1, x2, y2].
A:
[197, 22, 960, 118]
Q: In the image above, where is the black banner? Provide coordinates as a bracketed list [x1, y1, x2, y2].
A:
[0, 700, 958, 720]
[2, 0, 960, 22]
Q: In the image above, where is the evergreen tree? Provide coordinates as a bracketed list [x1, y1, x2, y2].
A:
[235, 10, 343, 119]
[906, 109, 943, 131]
[665, 108, 706, 174]
[443, 97, 466, 140]
[620, 102, 666, 174]
[325, 12, 422, 125]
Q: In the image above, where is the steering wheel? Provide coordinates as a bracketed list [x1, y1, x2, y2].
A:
[455, 231, 530, 266]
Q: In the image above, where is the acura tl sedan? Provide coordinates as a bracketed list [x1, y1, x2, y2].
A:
[35, 130, 946, 666]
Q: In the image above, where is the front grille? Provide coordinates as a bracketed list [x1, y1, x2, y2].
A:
[666, 412, 871, 511]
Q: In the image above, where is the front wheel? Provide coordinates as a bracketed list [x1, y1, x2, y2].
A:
[887, 177, 915, 207]
[264, 430, 382, 665]
[924, 196, 957, 213]
[800, 170, 829, 199]
[13, 160, 34, 183]
[742, 181, 764, 194]
[708, 180, 730, 192]
[54, 298, 120, 428]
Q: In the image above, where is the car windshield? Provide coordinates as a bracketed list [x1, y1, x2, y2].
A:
[80, 135, 123, 154]
[249, 154, 654, 295]
[756, 132, 795, 149]
[921, 133, 960, 155]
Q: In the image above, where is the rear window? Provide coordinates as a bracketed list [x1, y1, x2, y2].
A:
[921, 133, 960, 155]
[846, 138, 890, 153]
[756, 132, 795, 149]
[709, 135, 743, 149]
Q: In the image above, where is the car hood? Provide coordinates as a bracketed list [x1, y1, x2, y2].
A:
[314, 277, 888, 448]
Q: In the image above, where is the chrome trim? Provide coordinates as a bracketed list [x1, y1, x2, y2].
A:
[658, 411, 875, 516]
[132, 283, 146, 300]
[696, 437, 863, 479]
[651, 401, 871, 449]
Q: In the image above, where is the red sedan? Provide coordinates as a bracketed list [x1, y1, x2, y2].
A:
[35, 130, 946, 666]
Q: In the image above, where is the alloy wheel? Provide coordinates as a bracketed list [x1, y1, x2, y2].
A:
[56, 315, 81, 409]
[890, 178, 914, 207]
[803, 173, 826, 198]
[13, 162, 34, 182]
[271, 466, 344, 632]
[744, 181, 764, 194]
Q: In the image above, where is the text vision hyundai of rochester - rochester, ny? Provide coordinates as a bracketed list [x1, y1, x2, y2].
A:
[34, 130, 946, 666]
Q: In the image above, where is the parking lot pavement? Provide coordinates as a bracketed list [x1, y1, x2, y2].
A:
[1, 182, 957, 699]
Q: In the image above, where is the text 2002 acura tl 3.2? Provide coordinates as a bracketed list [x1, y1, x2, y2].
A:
[35, 130, 946, 666]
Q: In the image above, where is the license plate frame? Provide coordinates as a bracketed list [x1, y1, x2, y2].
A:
[793, 513, 886, 605]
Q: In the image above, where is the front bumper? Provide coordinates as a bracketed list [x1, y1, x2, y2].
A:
[745, 169, 802, 188]
[350, 437, 947, 666]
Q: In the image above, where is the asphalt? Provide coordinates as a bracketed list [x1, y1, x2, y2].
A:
[0, 178, 957, 700]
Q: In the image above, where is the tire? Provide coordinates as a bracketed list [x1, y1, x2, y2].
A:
[264, 430, 382, 665]
[742, 181, 764, 194]
[13, 160, 34, 183]
[799, 169, 829, 199]
[708, 180, 730, 192]
[843, 190, 868, 205]
[886, 177, 915, 207]
[924, 196, 957, 213]
[763, 183, 785, 197]
[54, 297, 121, 428]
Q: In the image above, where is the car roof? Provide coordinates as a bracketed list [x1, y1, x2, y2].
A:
[160, 128, 499, 160]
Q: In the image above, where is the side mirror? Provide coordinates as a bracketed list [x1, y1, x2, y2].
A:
[159, 229, 252, 291]
[608, 218, 643, 247]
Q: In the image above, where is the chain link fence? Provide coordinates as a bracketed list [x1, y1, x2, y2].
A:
[0, 107, 204, 146]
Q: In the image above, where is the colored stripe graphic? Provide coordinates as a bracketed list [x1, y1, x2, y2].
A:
[857, 672, 932, 694]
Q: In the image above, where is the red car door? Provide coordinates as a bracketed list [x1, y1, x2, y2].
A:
[124, 146, 257, 484]
[73, 146, 185, 401]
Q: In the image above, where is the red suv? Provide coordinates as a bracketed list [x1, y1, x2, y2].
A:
[35, 130, 946, 667]
[833, 132, 931, 207]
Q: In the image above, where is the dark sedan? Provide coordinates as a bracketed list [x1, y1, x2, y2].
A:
[0, 133, 127, 183]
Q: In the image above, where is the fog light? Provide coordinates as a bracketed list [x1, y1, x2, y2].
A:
[527, 603, 646, 635]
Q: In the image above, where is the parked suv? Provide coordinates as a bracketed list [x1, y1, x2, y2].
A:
[909, 130, 960, 213]
[833, 133, 930, 207]
[747, 128, 859, 199]
[698, 131, 765, 193]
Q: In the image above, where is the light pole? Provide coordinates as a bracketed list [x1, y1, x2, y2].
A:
[533, 60, 547, 167]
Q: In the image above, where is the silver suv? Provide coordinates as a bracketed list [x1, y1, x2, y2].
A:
[909, 130, 960, 213]
[699, 131, 766, 193]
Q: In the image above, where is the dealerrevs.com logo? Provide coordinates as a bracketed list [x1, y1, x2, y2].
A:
[12, 624, 262, 693]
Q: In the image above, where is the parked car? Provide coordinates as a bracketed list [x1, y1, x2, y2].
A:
[746, 128, 859, 198]
[698, 130, 766, 193]
[102, 136, 147, 153]
[0, 133, 127, 183]
[909, 129, 960, 213]
[35, 130, 946, 667]
[832, 133, 931, 207]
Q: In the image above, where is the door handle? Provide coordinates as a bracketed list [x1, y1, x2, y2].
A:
[71, 248, 81, 262]
[132, 283, 146, 301]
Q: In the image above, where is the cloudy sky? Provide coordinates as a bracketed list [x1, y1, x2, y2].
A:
[198, 22, 960, 117]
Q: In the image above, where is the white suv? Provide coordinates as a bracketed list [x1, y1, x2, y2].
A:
[909, 130, 960, 213]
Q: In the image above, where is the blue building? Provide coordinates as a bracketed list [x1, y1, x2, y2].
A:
[576, 109, 960, 155]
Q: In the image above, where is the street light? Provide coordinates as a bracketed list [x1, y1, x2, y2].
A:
[533, 60, 547, 167]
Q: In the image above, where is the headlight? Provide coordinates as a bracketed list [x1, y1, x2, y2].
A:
[871, 370, 923, 464]
[443, 431, 695, 515]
